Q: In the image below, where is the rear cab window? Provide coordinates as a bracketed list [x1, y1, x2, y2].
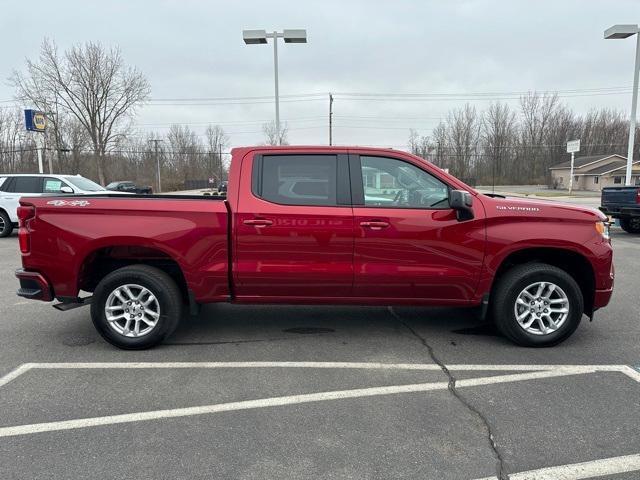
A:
[252, 154, 349, 206]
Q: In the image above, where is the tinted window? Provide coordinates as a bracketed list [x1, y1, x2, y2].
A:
[0, 177, 6, 190]
[257, 155, 337, 206]
[43, 177, 69, 193]
[13, 177, 42, 194]
[360, 156, 449, 208]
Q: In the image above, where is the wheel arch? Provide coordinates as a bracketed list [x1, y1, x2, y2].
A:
[490, 247, 596, 316]
[78, 245, 190, 303]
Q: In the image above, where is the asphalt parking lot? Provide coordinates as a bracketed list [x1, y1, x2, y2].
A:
[0, 229, 639, 480]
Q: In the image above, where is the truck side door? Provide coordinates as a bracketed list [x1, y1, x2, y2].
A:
[351, 154, 486, 303]
[234, 152, 354, 299]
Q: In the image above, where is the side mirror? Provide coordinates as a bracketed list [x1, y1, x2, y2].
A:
[60, 186, 74, 194]
[449, 189, 474, 221]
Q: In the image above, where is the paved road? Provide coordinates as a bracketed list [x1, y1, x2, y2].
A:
[0, 231, 638, 480]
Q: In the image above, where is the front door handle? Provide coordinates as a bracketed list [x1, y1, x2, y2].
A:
[360, 221, 390, 230]
[243, 218, 273, 227]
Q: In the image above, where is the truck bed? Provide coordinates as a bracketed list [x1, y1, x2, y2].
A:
[18, 194, 230, 302]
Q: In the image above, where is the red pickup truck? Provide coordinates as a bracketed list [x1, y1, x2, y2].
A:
[15, 146, 614, 349]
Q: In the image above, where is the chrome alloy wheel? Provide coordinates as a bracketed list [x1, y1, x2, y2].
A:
[0, 216, 5, 233]
[105, 284, 160, 337]
[514, 281, 569, 336]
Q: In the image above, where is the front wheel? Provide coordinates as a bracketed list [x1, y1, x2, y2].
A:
[91, 265, 183, 349]
[491, 263, 584, 347]
[620, 217, 640, 234]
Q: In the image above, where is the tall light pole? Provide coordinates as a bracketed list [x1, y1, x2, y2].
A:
[149, 139, 163, 193]
[243, 29, 308, 145]
[605, 24, 640, 186]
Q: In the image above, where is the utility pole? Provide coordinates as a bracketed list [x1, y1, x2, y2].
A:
[329, 93, 333, 146]
[218, 142, 224, 183]
[149, 139, 163, 193]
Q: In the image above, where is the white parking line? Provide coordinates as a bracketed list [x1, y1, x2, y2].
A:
[473, 453, 640, 480]
[0, 362, 637, 389]
[0, 368, 589, 438]
[0, 363, 33, 388]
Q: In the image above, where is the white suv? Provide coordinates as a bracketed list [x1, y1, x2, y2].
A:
[0, 174, 128, 237]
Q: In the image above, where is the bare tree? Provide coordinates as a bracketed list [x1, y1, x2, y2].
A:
[446, 104, 481, 182]
[262, 120, 289, 145]
[408, 129, 431, 160]
[431, 122, 448, 169]
[166, 124, 206, 186]
[482, 102, 517, 187]
[204, 125, 230, 183]
[55, 118, 91, 174]
[518, 92, 559, 182]
[11, 39, 150, 184]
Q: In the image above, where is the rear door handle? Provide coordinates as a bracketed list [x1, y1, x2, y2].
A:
[243, 218, 273, 227]
[360, 221, 390, 230]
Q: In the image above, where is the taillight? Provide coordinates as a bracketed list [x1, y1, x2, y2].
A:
[636, 188, 640, 204]
[17, 205, 35, 253]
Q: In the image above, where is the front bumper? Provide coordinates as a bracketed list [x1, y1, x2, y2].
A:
[593, 287, 613, 310]
[15, 269, 53, 302]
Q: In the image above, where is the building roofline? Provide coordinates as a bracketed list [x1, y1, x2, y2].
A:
[548, 154, 623, 170]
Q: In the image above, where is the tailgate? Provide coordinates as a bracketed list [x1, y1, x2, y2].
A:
[601, 187, 639, 206]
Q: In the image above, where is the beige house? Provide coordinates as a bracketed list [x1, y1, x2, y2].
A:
[549, 154, 640, 192]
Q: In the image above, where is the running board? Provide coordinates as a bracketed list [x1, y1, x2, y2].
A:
[53, 296, 93, 311]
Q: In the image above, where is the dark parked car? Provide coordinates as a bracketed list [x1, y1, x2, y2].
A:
[106, 181, 153, 194]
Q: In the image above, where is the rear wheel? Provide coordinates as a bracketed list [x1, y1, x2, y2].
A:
[620, 217, 640, 234]
[91, 265, 183, 349]
[0, 211, 13, 238]
[491, 263, 583, 347]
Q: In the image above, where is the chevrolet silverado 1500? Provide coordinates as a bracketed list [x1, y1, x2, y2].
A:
[15, 146, 614, 349]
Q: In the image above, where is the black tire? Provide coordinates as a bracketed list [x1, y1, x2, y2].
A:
[91, 265, 183, 349]
[620, 217, 640, 234]
[0, 210, 13, 238]
[491, 263, 584, 347]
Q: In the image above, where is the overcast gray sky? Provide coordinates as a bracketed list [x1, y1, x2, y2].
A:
[2, 0, 638, 149]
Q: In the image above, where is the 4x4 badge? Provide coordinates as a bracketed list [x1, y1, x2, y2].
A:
[46, 200, 91, 207]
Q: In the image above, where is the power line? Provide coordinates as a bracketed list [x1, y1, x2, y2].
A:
[132, 116, 326, 127]
[148, 93, 326, 102]
[333, 91, 633, 102]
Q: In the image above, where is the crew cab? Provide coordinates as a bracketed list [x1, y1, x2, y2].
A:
[0, 174, 129, 238]
[14, 146, 614, 349]
[600, 186, 640, 234]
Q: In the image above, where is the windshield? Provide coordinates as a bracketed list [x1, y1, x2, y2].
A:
[65, 176, 106, 192]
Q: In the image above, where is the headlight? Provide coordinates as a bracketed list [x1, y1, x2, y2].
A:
[595, 221, 610, 240]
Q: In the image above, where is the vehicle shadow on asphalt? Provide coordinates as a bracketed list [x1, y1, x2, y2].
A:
[166, 303, 503, 347]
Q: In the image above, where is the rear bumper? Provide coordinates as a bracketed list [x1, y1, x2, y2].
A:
[600, 206, 640, 218]
[15, 269, 53, 302]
